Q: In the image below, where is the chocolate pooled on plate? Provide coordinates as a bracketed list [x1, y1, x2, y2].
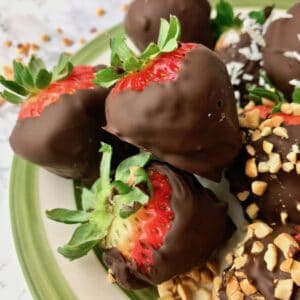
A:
[215, 222, 300, 300]
[226, 102, 300, 225]
[5, 58, 136, 181]
[96, 17, 242, 181]
[263, 3, 300, 99]
[124, 0, 213, 51]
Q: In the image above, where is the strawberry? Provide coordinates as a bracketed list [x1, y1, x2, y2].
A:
[95, 16, 241, 181]
[4, 56, 137, 180]
[226, 84, 300, 225]
[47, 143, 235, 289]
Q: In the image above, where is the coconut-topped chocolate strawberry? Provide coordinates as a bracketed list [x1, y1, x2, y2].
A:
[226, 83, 300, 225]
[263, 2, 300, 99]
[212, 0, 273, 105]
[4, 55, 136, 180]
[124, 0, 213, 51]
[46, 143, 235, 289]
[95, 17, 242, 181]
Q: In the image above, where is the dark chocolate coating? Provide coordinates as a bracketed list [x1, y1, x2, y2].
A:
[10, 85, 137, 181]
[124, 0, 213, 51]
[263, 3, 300, 99]
[103, 162, 235, 289]
[105, 45, 242, 181]
[219, 224, 300, 300]
[227, 124, 300, 225]
[216, 33, 261, 106]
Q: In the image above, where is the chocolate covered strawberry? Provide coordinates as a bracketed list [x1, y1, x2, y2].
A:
[95, 16, 241, 181]
[226, 84, 300, 225]
[47, 143, 235, 289]
[3, 55, 136, 180]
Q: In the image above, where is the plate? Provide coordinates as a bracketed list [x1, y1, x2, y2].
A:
[10, 4, 293, 300]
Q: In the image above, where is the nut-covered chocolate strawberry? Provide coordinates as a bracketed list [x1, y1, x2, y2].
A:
[124, 0, 213, 51]
[226, 85, 300, 225]
[263, 3, 300, 99]
[212, 0, 273, 105]
[4, 55, 136, 180]
[46, 143, 235, 289]
[95, 17, 242, 181]
[215, 222, 300, 300]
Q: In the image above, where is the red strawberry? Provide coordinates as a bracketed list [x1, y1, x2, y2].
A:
[227, 102, 300, 225]
[47, 144, 235, 289]
[95, 16, 241, 181]
[19, 65, 95, 120]
[5, 56, 137, 180]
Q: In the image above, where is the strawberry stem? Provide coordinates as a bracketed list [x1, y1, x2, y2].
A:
[94, 16, 181, 88]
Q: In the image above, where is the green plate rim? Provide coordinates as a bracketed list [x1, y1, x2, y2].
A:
[9, 2, 293, 299]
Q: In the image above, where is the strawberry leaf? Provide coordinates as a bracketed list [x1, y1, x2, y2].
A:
[292, 87, 300, 104]
[46, 209, 90, 224]
[161, 38, 178, 53]
[35, 69, 52, 89]
[81, 188, 96, 212]
[28, 56, 46, 79]
[123, 57, 142, 72]
[52, 53, 73, 82]
[0, 90, 24, 104]
[248, 10, 266, 25]
[13, 60, 27, 86]
[0, 75, 28, 96]
[58, 223, 104, 260]
[157, 18, 170, 49]
[93, 68, 123, 88]
[140, 43, 160, 60]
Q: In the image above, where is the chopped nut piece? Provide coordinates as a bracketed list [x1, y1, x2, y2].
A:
[280, 211, 288, 224]
[234, 255, 248, 269]
[296, 162, 300, 175]
[297, 203, 300, 211]
[193, 288, 211, 300]
[274, 279, 294, 300]
[239, 109, 260, 129]
[251, 181, 268, 196]
[158, 280, 175, 297]
[246, 203, 260, 219]
[281, 103, 293, 114]
[63, 38, 74, 47]
[3, 40, 12, 47]
[268, 153, 282, 174]
[258, 161, 269, 173]
[249, 222, 273, 239]
[121, 3, 129, 11]
[240, 279, 257, 296]
[237, 191, 250, 202]
[286, 152, 297, 164]
[263, 140, 274, 154]
[107, 269, 116, 284]
[2, 65, 13, 79]
[282, 162, 294, 173]
[213, 276, 222, 293]
[235, 271, 247, 279]
[291, 260, 300, 286]
[291, 103, 300, 116]
[259, 116, 283, 129]
[41, 33, 51, 42]
[226, 276, 241, 298]
[235, 245, 245, 257]
[206, 261, 219, 276]
[260, 126, 272, 137]
[244, 101, 255, 110]
[56, 27, 63, 34]
[199, 269, 213, 284]
[79, 38, 86, 45]
[246, 158, 258, 178]
[31, 43, 40, 52]
[264, 243, 278, 271]
[96, 7, 106, 16]
[177, 283, 190, 300]
[225, 253, 234, 265]
[246, 144, 256, 156]
[251, 241, 264, 254]
[280, 259, 294, 273]
[181, 278, 198, 292]
[274, 233, 299, 258]
[262, 98, 275, 107]
[273, 127, 289, 139]
[251, 130, 261, 142]
[187, 269, 200, 283]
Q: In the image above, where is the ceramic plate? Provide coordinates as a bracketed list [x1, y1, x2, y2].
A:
[10, 3, 294, 300]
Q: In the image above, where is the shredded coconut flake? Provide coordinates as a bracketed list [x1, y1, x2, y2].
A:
[292, 144, 300, 154]
[242, 73, 254, 81]
[238, 41, 262, 61]
[284, 51, 300, 62]
[226, 61, 244, 86]
[289, 79, 300, 87]
[223, 29, 241, 47]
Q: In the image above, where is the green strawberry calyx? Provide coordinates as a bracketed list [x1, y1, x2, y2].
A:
[0, 53, 73, 104]
[46, 143, 153, 260]
[93, 15, 181, 88]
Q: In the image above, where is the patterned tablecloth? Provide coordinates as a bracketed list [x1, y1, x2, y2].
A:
[0, 1, 127, 298]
